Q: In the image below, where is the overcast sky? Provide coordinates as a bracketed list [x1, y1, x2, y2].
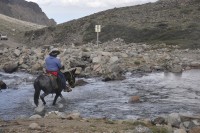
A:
[26, 0, 158, 24]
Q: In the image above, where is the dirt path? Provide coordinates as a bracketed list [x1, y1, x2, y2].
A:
[0, 39, 22, 48]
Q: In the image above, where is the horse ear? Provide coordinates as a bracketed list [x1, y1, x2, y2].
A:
[72, 68, 76, 74]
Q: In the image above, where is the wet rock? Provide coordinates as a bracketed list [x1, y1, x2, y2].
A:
[29, 123, 41, 130]
[66, 112, 81, 120]
[55, 111, 67, 119]
[180, 114, 200, 122]
[20, 64, 29, 69]
[3, 62, 18, 73]
[58, 103, 64, 109]
[34, 105, 45, 116]
[102, 72, 125, 82]
[128, 96, 140, 103]
[151, 117, 167, 125]
[29, 114, 42, 119]
[75, 79, 88, 86]
[167, 113, 181, 128]
[0, 80, 7, 89]
[170, 64, 183, 73]
[45, 111, 67, 119]
[152, 65, 163, 71]
[45, 111, 58, 118]
[139, 65, 152, 72]
[192, 120, 200, 126]
[190, 62, 200, 68]
[183, 121, 196, 130]
[102, 65, 125, 81]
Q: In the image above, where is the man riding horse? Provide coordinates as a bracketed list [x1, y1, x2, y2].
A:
[45, 48, 71, 92]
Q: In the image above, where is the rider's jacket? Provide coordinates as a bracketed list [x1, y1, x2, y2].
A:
[45, 55, 62, 76]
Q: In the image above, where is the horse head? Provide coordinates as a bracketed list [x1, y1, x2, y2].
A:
[0, 80, 7, 90]
[63, 68, 76, 88]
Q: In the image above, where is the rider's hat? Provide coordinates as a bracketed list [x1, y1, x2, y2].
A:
[49, 48, 60, 56]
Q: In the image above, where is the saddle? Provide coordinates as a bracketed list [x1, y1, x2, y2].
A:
[45, 73, 59, 90]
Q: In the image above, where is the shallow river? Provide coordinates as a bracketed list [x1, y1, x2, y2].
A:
[0, 70, 200, 120]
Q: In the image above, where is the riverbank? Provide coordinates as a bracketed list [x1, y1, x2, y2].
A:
[0, 116, 167, 133]
[1, 111, 200, 133]
[1, 39, 200, 81]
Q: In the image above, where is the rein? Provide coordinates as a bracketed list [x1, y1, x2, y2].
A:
[67, 71, 74, 87]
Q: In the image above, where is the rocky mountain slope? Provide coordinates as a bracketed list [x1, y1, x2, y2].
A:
[0, 0, 56, 26]
[0, 13, 46, 47]
[23, 0, 200, 49]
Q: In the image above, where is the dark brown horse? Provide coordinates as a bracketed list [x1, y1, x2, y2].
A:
[33, 69, 76, 106]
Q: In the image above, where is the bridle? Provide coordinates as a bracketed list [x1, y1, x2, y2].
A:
[67, 71, 75, 87]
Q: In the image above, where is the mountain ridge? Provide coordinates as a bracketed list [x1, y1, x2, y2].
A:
[1, 0, 199, 49]
[0, 0, 56, 26]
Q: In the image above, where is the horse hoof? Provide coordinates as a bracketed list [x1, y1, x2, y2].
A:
[67, 89, 72, 92]
[64, 88, 72, 92]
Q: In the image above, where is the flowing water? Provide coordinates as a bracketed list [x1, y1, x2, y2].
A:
[0, 70, 200, 120]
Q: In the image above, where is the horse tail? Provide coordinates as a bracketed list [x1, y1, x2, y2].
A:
[34, 79, 41, 106]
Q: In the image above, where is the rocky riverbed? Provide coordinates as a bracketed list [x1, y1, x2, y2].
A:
[1, 39, 200, 133]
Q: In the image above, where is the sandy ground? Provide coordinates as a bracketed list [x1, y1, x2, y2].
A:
[0, 117, 160, 133]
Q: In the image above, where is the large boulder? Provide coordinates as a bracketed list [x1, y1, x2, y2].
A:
[0, 80, 7, 89]
[75, 79, 88, 86]
[3, 63, 18, 73]
[102, 64, 125, 81]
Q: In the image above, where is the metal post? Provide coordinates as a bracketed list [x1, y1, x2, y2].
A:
[97, 32, 99, 46]
[95, 25, 101, 47]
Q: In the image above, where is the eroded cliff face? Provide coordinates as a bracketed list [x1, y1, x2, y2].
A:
[0, 0, 56, 26]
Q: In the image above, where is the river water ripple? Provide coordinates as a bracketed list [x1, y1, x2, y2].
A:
[0, 70, 200, 120]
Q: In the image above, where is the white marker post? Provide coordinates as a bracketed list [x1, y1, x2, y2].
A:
[95, 25, 101, 46]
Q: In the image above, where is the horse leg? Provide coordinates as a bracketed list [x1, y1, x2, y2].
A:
[51, 94, 63, 98]
[40, 93, 48, 105]
[60, 94, 63, 98]
[52, 93, 61, 105]
[34, 82, 41, 107]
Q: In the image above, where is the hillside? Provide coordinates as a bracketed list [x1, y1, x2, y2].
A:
[0, 13, 45, 47]
[0, 0, 56, 26]
[23, 0, 200, 48]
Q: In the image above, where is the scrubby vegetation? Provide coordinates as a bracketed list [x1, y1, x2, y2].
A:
[21, 0, 200, 49]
